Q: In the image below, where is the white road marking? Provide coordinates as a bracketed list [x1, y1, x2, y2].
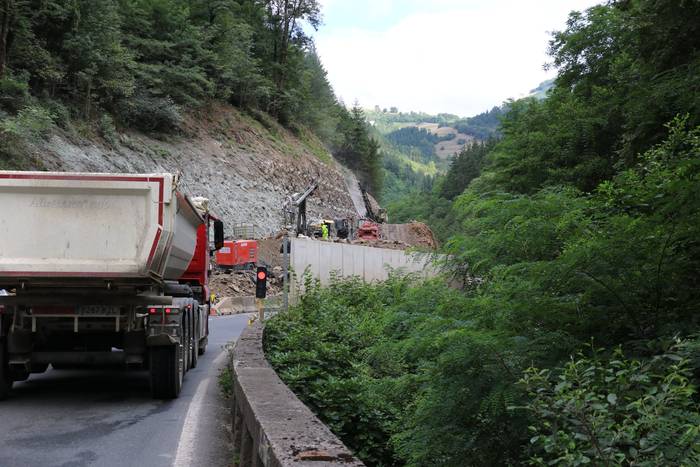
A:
[173, 351, 228, 467]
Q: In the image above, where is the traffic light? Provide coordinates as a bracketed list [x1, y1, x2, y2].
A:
[255, 266, 267, 299]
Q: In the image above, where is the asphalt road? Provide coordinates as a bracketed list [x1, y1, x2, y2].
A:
[0, 314, 250, 467]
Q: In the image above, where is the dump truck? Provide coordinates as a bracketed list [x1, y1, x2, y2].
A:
[0, 171, 224, 400]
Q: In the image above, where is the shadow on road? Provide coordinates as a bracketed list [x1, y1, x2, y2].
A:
[11, 367, 154, 403]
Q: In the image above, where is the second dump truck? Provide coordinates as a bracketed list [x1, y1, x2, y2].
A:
[0, 171, 224, 399]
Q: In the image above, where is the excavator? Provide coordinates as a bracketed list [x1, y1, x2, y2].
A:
[283, 180, 318, 236]
[357, 184, 386, 240]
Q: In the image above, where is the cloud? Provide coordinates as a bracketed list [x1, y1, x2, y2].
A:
[315, 0, 601, 116]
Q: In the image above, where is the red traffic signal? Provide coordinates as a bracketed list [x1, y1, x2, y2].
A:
[255, 266, 268, 299]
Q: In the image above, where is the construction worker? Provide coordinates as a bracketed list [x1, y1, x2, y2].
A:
[321, 222, 329, 240]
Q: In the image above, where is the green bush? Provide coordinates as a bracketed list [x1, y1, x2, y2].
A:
[265, 275, 398, 466]
[0, 75, 30, 112]
[98, 114, 119, 145]
[520, 342, 700, 466]
[0, 105, 55, 139]
[115, 96, 183, 133]
[265, 274, 536, 466]
[42, 100, 72, 129]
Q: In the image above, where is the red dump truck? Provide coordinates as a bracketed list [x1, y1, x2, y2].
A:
[0, 171, 224, 399]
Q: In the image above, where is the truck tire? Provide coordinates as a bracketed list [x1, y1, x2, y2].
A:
[190, 303, 199, 369]
[150, 344, 183, 399]
[0, 339, 13, 401]
[198, 304, 208, 356]
[183, 311, 191, 372]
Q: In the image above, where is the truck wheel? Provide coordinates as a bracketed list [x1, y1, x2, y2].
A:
[0, 339, 13, 401]
[183, 312, 191, 372]
[150, 344, 183, 399]
[190, 304, 199, 369]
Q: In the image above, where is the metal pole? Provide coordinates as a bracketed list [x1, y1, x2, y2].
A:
[257, 298, 264, 323]
[283, 233, 289, 312]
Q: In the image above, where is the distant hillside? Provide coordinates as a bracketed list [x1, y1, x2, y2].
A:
[528, 78, 555, 100]
[451, 106, 505, 140]
[370, 127, 438, 204]
[385, 125, 463, 162]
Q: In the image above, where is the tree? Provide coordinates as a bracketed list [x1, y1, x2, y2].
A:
[440, 139, 494, 199]
[261, 0, 320, 117]
[0, 0, 13, 77]
[62, 0, 135, 116]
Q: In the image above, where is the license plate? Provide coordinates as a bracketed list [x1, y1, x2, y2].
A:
[78, 305, 122, 316]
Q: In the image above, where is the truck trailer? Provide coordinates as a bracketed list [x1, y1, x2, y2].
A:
[0, 171, 224, 399]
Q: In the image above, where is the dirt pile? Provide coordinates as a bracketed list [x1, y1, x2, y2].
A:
[380, 222, 438, 249]
[257, 236, 284, 269]
[21, 103, 359, 236]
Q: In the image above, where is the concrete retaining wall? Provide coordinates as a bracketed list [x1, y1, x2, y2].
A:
[230, 322, 364, 467]
[290, 237, 437, 289]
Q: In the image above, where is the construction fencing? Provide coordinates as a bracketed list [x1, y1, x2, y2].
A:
[289, 237, 439, 299]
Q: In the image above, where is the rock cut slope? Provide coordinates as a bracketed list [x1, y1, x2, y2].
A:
[16, 104, 358, 236]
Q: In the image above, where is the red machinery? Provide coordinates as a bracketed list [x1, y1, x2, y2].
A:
[215, 240, 258, 269]
[357, 221, 380, 241]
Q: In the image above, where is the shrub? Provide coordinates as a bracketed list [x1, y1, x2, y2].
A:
[520, 342, 700, 466]
[42, 99, 72, 129]
[98, 113, 119, 145]
[116, 95, 183, 133]
[0, 75, 30, 112]
[265, 274, 537, 466]
[0, 105, 55, 139]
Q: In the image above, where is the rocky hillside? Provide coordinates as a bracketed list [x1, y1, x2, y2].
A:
[8, 104, 358, 237]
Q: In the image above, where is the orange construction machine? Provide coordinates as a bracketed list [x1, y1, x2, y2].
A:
[215, 240, 258, 270]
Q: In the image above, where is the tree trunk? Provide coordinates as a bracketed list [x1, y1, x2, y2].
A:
[0, 0, 13, 78]
[84, 79, 92, 119]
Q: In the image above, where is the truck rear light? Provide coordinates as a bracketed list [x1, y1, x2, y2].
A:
[149, 308, 158, 314]
[165, 308, 172, 314]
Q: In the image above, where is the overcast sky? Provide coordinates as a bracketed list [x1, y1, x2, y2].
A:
[313, 0, 602, 117]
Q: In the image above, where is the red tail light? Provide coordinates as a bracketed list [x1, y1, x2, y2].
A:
[165, 308, 172, 314]
[149, 308, 157, 314]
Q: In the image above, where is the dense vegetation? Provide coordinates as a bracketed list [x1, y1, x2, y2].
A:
[452, 105, 505, 140]
[380, 142, 437, 204]
[0, 0, 383, 194]
[385, 126, 452, 163]
[266, 1, 700, 465]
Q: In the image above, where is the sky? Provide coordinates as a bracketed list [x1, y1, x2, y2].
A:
[313, 0, 602, 117]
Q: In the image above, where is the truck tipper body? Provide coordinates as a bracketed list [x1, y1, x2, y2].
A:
[0, 171, 224, 399]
